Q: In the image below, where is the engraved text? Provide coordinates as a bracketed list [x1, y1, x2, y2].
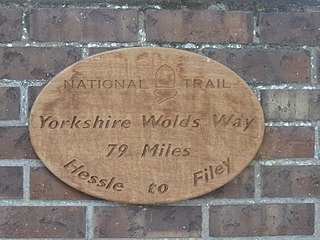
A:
[213, 114, 255, 131]
[193, 157, 231, 187]
[64, 159, 124, 191]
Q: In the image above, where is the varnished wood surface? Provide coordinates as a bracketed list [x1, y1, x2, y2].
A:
[29, 47, 265, 204]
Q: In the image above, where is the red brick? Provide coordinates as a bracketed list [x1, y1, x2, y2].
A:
[28, 85, 45, 113]
[0, 87, 20, 120]
[27, 0, 320, 10]
[203, 49, 310, 83]
[146, 10, 253, 43]
[210, 203, 314, 237]
[0, 166, 23, 199]
[0, 126, 38, 159]
[202, 166, 254, 198]
[0, 0, 24, 2]
[256, 127, 314, 159]
[0, 206, 86, 238]
[30, 167, 94, 200]
[94, 206, 202, 238]
[212, 0, 320, 10]
[260, 12, 320, 45]
[30, 8, 138, 42]
[0, 8, 22, 42]
[262, 165, 320, 197]
[261, 90, 320, 121]
[0, 47, 81, 80]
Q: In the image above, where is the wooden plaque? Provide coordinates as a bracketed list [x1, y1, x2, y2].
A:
[29, 47, 265, 204]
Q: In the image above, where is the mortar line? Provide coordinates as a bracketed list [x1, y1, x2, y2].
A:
[252, 14, 259, 44]
[0, 198, 318, 207]
[23, 165, 30, 201]
[201, 204, 210, 238]
[0, 79, 49, 87]
[207, 3, 228, 11]
[315, 126, 319, 160]
[21, 6, 29, 42]
[258, 158, 320, 166]
[86, 206, 94, 240]
[314, 201, 320, 238]
[310, 48, 318, 85]
[253, 162, 262, 199]
[198, 43, 315, 51]
[265, 121, 320, 127]
[2, 0, 320, 12]
[137, 9, 146, 44]
[2, 41, 320, 51]
[255, 84, 320, 90]
[0, 159, 43, 167]
[0, 80, 23, 87]
[0, 120, 24, 126]
[251, 86, 261, 101]
[81, 47, 90, 59]
[199, 236, 316, 240]
[20, 83, 29, 125]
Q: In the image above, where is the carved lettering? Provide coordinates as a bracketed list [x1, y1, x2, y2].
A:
[64, 79, 147, 89]
[183, 78, 231, 89]
[148, 182, 169, 194]
[141, 143, 191, 157]
[142, 115, 200, 128]
[212, 114, 255, 131]
[64, 159, 124, 191]
[193, 157, 231, 187]
[39, 115, 132, 129]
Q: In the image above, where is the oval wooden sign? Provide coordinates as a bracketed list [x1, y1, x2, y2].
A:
[29, 47, 265, 204]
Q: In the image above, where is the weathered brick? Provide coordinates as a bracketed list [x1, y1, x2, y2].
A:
[260, 12, 320, 45]
[0, 166, 23, 199]
[0, 206, 86, 238]
[30, 167, 94, 200]
[203, 166, 254, 198]
[0, 0, 24, 3]
[0, 47, 81, 80]
[146, 10, 253, 43]
[0, 87, 20, 120]
[0, 126, 38, 159]
[262, 165, 320, 197]
[26, 0, 320, 10]
[218, 0, 320, 11]
[203, 49, 310, 83]
[94, 206, 202, 238]
[0, 8, 22, 42]
[210, 203, 314, 237]
[31, 0, 211, 8]
[30, 8, 138, 42]
[261, 90, 320, 121]
[28, 85, 45, 113]
[256, 127, 314, 159]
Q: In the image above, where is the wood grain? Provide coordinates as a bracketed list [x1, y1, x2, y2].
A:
[29, 47, 265, 204]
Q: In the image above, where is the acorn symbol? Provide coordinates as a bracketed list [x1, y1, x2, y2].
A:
[154, 64, 177, 103]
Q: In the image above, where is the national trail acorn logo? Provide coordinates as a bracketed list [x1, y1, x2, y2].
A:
[153, 64, 177, 103]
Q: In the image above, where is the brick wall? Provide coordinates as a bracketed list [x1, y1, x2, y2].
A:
[0, 0, 319, 239]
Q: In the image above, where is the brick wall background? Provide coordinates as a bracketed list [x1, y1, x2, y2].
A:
[0, 0, 319, 239]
